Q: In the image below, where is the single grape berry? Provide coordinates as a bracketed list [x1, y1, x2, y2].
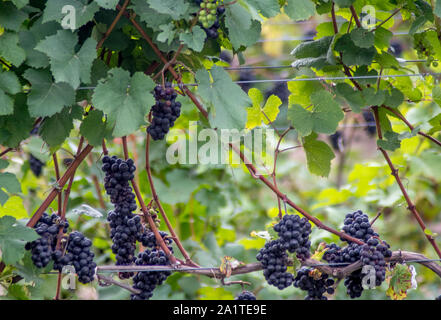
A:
[147, 83, 181, 141]
[235, 291, 256, 300]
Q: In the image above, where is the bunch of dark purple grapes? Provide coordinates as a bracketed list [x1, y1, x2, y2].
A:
[52, 231, 96, 284]
[25, 213, 69, 268]
[293, 267, 335, 300]
[101, 155, 143, 278]
[139, 230, 173, 252]
[273, 214, 311, 259]
[235, 291, 257, 300]
[256, 240, 294, 290]
[147, 83, 181, 141]
[131, 249, 172, 300]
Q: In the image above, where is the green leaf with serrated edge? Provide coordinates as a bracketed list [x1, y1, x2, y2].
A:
[287, 104, 313, 136]
[386, 264, 413, 300]
[225, 4, 261, 50]
[0, 90, 13, 116]
[129, 0, 172, 32]
[157, 24, 176, 45]
[409, 16, 427, 35]
[288, 77, 323, 107]
[92, 68, 155, 137]
[374, 27, 393, 51]
[246, 89, 281, 129]
[11, 0, 28, 9]
[15, 252, 45, 284]
[0, 196, 28, 219]
[196, 65, 251, 130]
[0, 172, 21, 205]
[291, 36, 333, 59]
[284, 0, 316, 21]
[180, 26, 206, 52]
[19, 18, 60, 69]
[333, 0, 355, 7]
[375, 51, 400, 69]
[0, 2, 27, 31]
[0, 32, 26, 66]
[303, 133, 335, 177]
[0, 94, 33, 148]
[148, 0, 189, 20]
[335, 83, 365, 113]
[24, 69, 75, 118]
[35, 30, 97, 89]
[39, 107, 75, 149]
[377, 131, 401, 151]
[42, 0, 99, 29]
[80, 110, 108, 147]
[0, 70, 21, 95]
[350, 28, 375, 48]
[262, 95, 282, 124]
[95, 0, 118, 9]
[334, 33, 376, 66]
[247, 0, 280, 18]
[353, 66, 378, 85]
[0, 216, 39, 265]
[384, 88, 404, 108]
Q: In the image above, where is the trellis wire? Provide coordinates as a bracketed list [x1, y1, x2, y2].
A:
[224, 59, 429, 71]
[75, 72, 441, 91]
[257, 31, 409, 42]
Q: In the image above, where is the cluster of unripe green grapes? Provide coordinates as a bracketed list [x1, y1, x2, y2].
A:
[198, 0, 219, 29]
[414, 33, 439, 68]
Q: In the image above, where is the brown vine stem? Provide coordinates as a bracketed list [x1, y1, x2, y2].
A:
[372, 106, 441, 258]
[52, 152, 63, 300]
[382, 105, 441, 148]
[350, 5, 362, 28]
[0, 148, 13, 158]
[96, 0, 131, 50]
[372, 7, 402, 32]
[96, 250, 441, 279]
[121, 8, 365, 247]
[26, 144, 93, 228]
[144, 131, 198, 267]
[121, 136, 177, 264]
[97, 274, 141, 295]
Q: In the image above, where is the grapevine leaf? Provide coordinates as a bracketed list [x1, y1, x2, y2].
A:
[0, 196, 28, 220]
[0, 90, 13, 116]
[0, 216, 39, 265]
[130, 0, 172, 31]
[11, 0, 29, 9]
[0, 2, 27, 31]
[0, 70, 21, 95]
[334, 33, 376, 66]
[148, 0, 189, 20]
[432, 86, 441, 107]
[0, 173, 21, 205]
[79, 110, 108, 147]
[386, 264, 413, 300]
[335, 83, 365, 113]
[384, 88, 404, 108]
[350, 28, 375, 48]
[24, 69, 75, 118]
[288, 90, 344, 136]
[291, 36, 333, 59]
[284, 0, 316, 21]
[42, 0, 99, 29]
[39, 107, 76, 149]
[246, 88, 281, 129]
[287, 77, 323, 107]
[247, 0, 280, 18]
[377, 131, 401, 151]
[303, 133, 335, 177]
[153, 170, 199, 205]
[157, 24, 176, 45]
[27, 136, 50, 163]
[374, 27, 393, 51]
[375, 51, 400, 69]
[19, 18, 60, 69]
[196, 65, 251, 130]
[0, 32, 26, 66]
[35, 30, 97, 89]
[179, 26, 206, 52]
[0, 94, 33, 148]
[427, 113, 441, 135]
[92, 68, 155, 137]
[0, 160, 7, 170]
[95, 0, 119, 9]
[15, 252, 44, 285]
[225, 3, 261, 49]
